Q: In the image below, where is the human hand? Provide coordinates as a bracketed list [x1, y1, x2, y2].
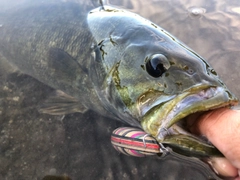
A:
[188, 108, 240, 179]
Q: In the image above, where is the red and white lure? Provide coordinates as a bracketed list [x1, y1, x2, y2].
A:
[111, 127, 163, 157]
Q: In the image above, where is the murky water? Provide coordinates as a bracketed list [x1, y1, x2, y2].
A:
[0, 0, 239, 179]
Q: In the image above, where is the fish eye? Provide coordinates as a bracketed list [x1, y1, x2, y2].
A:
[146, 54, 170, 78]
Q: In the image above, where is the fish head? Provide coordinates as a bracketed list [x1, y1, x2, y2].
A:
[118, 27, 238, 156]
[88, 7, 238, 156]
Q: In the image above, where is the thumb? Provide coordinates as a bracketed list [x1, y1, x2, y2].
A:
[191, 108, 240, 177]
[194, 108, 240, 167]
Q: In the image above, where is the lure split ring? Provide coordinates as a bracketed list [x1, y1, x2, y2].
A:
[111, 127, 166, 157]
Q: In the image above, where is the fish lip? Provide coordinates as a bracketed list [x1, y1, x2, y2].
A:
[159, 86, 238, 134]
[141, 85, 238, 141]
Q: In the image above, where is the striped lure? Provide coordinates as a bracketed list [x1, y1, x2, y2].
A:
[111, 127, 161, 157]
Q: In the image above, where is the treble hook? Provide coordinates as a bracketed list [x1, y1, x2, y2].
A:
[142, 133, 171, 157]
[142, 134, 151, 148]
[159, 143, 171, 158]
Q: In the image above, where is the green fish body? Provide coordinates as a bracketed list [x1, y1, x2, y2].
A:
[87, 6, 238, 156]
[0, 3, 238, 157]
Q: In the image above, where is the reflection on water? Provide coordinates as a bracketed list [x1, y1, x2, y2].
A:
[0, 0, 239, 179]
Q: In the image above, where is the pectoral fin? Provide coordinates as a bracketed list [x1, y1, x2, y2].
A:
[47, 48, 85, 82]
[38, 90, 88, 115]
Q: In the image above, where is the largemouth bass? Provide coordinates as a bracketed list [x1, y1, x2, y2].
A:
[0, 2, 238, 157]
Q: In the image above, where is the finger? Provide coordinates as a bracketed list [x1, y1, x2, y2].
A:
[195, 108, 240, 169]
[208, 157, 238, 177]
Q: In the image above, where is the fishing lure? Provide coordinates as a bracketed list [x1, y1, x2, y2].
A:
[111, 127, 163, 157]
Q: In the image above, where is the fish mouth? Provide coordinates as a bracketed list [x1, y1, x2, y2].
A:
[140, 85, 238, 157]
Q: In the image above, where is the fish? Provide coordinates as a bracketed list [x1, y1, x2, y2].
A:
[0, 2, 238, 157]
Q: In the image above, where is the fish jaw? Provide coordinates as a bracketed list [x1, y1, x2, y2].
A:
[140, 85, 238, 157]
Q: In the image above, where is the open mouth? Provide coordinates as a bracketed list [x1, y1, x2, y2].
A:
[140, 85, 238, 157]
